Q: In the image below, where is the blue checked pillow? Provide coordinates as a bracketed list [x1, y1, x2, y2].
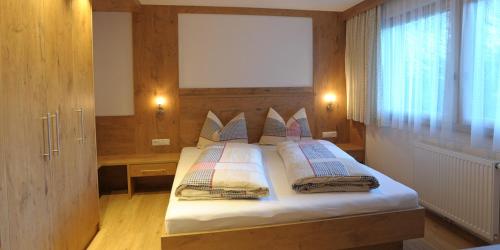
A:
[259, 108, 312, 145]
[197, 111, 248, 148]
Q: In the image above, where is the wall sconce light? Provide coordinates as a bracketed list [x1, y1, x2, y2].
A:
[155, 96, 166, 115]
[323, 93, 337, 112]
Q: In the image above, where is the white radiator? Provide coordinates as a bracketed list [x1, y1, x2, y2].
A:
[414, 143, 500, 242]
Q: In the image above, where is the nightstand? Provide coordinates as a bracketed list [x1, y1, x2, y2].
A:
[336, 143, 365, 163]
[98, 153, 180, 198]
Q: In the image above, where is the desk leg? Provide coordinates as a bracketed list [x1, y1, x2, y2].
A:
[127, 164, 134, 199]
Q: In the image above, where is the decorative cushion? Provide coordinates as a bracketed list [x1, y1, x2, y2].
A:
[197, 111, 248, 148]
[259, 108, 312, 145]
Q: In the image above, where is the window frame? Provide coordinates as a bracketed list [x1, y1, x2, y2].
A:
[377, 0, 496, 138]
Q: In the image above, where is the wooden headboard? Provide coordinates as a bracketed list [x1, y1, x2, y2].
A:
[179, 87, 315, 147]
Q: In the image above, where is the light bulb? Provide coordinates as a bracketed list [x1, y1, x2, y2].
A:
[323, 93, 336, 103]
[155, 96, 166, 106]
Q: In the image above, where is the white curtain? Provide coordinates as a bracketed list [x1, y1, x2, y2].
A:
[377, 0, 456, 134]
[345, 7, 380, 124]
[346, 0, 500, 152]
[460, 0, 500, 151]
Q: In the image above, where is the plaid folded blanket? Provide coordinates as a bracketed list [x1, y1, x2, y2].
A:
[278, 140, 379, 193]
[175, 143, 270, 200]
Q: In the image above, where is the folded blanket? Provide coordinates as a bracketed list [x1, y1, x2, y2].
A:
[278, 140, 379, 193]
[176, 143, 270, 200]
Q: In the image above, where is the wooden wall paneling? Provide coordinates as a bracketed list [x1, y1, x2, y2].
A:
[133, 5, 181, 154]
[312, 11, 348, 143]
[93, 0, 141, 12]
[179, 88, 315, 147]
[172, 6, 333, 17]
[173, 6, 348, 144]
[179, 87, 313, 96]
[96, 116, 137, 155]
[0, 1, 53, 249]
[96, 5, 349, 155]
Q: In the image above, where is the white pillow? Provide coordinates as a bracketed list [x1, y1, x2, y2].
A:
[259, 108, 312, 145]
[197, 111, 248, 148]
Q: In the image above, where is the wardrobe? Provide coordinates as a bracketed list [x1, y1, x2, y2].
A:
[0, 0, 99, 249]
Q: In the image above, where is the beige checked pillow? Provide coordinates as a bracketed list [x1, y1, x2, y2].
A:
[197, 111, 248, 148]
[259, 108, 312, 145]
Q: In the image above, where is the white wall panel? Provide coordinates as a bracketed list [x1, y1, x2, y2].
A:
[93, 12, 134, 116]
[178, 14, 313, 88]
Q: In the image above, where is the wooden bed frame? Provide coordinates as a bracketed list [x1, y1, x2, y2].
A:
[165, 80, 425, 250]
[161, 207, 425, 250]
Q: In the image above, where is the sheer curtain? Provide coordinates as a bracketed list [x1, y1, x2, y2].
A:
[347, 0, 500, 152]
[345, 7, 380, 124]
[460, 0, 500, 151]
[377, 0, 456, 135]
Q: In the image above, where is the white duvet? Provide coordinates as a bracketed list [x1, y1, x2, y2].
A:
[175, 143, 270, 200]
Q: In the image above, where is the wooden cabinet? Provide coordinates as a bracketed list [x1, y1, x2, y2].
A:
[98, 153, 180, 197]
[337, 143, 365, 163]
[129, 163, 178, 177]
[0, 1, 98, 250]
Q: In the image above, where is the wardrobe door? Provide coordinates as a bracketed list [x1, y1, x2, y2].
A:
[0, 5, 6, 249]
[0, 1, 54, 249]
[44, 1, 80, 249]
[71, 0, 100, 247]
[45, 1, 98, 249]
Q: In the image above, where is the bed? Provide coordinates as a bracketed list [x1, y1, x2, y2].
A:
[161, 144, 424, 250]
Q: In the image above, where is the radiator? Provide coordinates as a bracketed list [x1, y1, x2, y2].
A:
[414, 142, 500, 242]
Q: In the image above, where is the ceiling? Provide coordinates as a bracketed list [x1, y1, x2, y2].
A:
[138, 0, 365, 12]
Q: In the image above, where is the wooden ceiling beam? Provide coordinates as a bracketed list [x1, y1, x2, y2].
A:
[93, 0, 142, 12]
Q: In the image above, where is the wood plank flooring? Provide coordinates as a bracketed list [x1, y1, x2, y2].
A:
[87, 193, 168, 250]
[87, 192, 488, 250]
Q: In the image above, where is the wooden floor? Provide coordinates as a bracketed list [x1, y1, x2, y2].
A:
[87, 192, 488, 250]
[87, 193, 169, 250]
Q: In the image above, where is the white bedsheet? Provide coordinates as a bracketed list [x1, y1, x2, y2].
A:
[165, 145, 418, 234]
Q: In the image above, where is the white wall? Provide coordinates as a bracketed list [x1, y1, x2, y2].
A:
[178, 14, 313, 88]
[365, 126, 416, 187]
[366, 125, 500, 188]
[93, 12, 134, 116]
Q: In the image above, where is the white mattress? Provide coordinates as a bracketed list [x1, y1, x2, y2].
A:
[165, 145, 418, 234]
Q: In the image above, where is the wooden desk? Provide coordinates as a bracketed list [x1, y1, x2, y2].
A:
[98, 153, 180, 198]
[336, 143, 365, 163]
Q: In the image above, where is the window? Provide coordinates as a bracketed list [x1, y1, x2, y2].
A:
[376, 0, 499, 149]
[379, 11, 449, 121]
[460, 0, 500, 128]
[378, 0, 498, 128]
[378, 0, 452, 129]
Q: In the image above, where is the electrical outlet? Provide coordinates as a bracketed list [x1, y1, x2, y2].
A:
[322, 131, 338, 138]
[152, 139, 170, 146]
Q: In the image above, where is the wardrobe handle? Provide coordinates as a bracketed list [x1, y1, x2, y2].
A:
[75, 108, 85, 143]
[41, 113, 52, 160]
[51, 111, 61, 156]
